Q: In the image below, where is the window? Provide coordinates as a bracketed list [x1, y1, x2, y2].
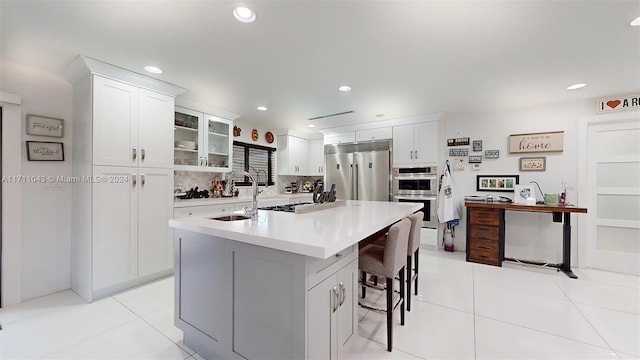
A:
[232, 141, 276, 186]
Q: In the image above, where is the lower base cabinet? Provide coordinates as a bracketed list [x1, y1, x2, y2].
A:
[174, 229, 358, 360]
[307, 259, 357, 360]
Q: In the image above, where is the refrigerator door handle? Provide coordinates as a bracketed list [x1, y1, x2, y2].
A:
[355, 163, 359, 200]
[350, 164, 354, 200]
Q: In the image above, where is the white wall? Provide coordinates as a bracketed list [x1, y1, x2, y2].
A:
[1, 60, 73, 301]
[442, 99, 593, 265]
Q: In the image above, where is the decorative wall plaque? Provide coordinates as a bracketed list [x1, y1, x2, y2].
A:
[468, 155, 482, 163]
[449, 148, 469, 157]
[472, 140, 482, 152]
[509, 131, 564, 154]
[447, 137, 470, 146]
[484, 150, 500, 159]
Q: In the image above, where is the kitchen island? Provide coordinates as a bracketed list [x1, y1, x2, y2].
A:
[169, 200, 421, 360]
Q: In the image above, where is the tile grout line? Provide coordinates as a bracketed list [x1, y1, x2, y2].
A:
[549, 277, 624, 357]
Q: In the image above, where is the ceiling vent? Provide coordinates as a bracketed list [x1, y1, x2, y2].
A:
[308, 110, 354, 121]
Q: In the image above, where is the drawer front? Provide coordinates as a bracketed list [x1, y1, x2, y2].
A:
[174, 204, 234, 218]
[469, 224, 499, 242]
[306, 245, 356, 289]
[467, 247, 500, 266]
[469, 208, 500, 226]
[469, 236, 498, 252]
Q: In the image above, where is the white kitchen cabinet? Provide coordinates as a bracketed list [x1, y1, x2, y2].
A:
[68, 56, 184, 301]
[93, 75, 174, 168]
[355, 127, 392, 142]
[393, 121, 438, 166]
[324, 132, 355, 145]
[308, 138, 325, 175]
[174, 106, 233, 172]
[277, 135, 309, 175]
[92, 166, 173, 289]
[307, 259, 357, 360]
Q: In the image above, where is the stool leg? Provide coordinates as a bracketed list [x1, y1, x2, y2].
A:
[361, 271, 366, 299]
[414, 249, 419, 295]
[374, 275, 378, 286]
[406, 255, 412, 312]
[386, 277, 393, 352]
[399, 267, 405, 326]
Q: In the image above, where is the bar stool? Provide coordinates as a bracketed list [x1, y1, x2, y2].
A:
[406, 211, 423, 312]
[358, 218, 411, 352]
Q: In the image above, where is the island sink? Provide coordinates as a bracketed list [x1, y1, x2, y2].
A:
[209, 214, 252, 221]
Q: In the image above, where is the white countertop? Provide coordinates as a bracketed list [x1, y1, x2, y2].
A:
[169, 200, 422, 259]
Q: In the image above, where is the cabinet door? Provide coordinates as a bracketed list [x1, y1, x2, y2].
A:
[309, 139, 325, 175]
[413, 121, 438, 165]
[203, 115, 233, 171]
[324, 132, 355, 145]
[138, 168, 173, 277]
[307, 274, 337, 360]
[336, 259, 358, 358]
[290, 136, 308, 174]
[92, 166, 137, 290]
[392, 124, 415, 166]
[356, 127, 392, 142]
[138, 89, 174, 168]
[174, 107, 203, 169]
[93, 76, 138, 167]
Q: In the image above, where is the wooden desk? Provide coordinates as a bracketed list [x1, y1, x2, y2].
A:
[465, 201, 588, 278]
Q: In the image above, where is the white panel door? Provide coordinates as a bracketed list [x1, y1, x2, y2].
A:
[413, 121, 438, 165]
[586, 118, 640, 274]
[93, 76, 138, 167]
[92, 166, 137, 290]
[138, 89, 174, 168]
[392, 124, 415, 166]
[138, 167, 173, 277]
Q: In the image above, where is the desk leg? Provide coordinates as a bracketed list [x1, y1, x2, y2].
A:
[562, 213, 578, 279]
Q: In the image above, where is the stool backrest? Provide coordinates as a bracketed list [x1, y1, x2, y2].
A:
[407, 211, 423, 255]
[383, 218, 411, 276]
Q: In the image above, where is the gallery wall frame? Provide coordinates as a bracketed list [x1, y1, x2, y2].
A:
[519, 156, 546, 171]
[26, 114, 64, 138]
[476, 174, 519, 192]
[26, 141, 65, 161]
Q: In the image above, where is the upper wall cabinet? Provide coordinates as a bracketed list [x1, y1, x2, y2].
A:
[392, 121, 438, 166]
[174, 106, 233, 172]
[324, 132, 355, 145]
[93, 76, 174, 168]
[355, 127, 392, 142]
[308, 138, 325, 176]
[277, 135, 309, 175]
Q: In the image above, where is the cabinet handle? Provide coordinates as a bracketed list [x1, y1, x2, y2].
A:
[188, 211, 193, 216]
[132, 174, 136, 186]
[339, 282, 346, 307]
[141, 174, 145, 187]
[132, 148, 137, 160]
[414, 150, 418, 159]
[141, 148, 145, 161]
[332, 287, 339, 312]
[409, 150, 413, 159]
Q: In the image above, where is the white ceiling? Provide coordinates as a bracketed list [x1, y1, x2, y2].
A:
[1, 1, 639, 133]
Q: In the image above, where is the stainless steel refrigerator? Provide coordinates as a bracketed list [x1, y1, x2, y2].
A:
[324, 140, 391, 201]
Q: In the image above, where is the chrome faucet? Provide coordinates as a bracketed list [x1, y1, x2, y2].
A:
[239, 170, 258, 218]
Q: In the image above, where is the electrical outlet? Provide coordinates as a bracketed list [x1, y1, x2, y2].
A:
[563, 181, 575, 190]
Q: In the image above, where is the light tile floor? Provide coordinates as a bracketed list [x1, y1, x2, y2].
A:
[1, 249, 638, 359]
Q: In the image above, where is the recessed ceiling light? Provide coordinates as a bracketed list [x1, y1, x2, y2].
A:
[144, 65, 163, 74]
[567, 83, 586, 90]
[233, 7, 256, 23]
[631, 16, 640, 26]
[257, 106, 268, 111]
[308, 124, 316, 128]
[338, 85, 352, 92]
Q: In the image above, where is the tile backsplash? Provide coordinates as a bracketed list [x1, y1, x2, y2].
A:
[174, 171, 322, 196]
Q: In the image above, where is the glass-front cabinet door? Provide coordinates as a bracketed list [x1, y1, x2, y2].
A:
[174, 106, 232, 172]
[203, 115, 232, 171]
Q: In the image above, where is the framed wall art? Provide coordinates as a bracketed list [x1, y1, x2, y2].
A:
[484, 150, 499, 159]
[472, 140, 482, 152]
[519, 156, 546, 171]
[476, 175, 519, 192]
[26, 141, 65, 161]
[509, 131, 564, 154]
[26, 114, 64, 138]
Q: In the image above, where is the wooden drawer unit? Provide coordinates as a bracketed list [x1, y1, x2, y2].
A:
[466, 206, 505, 267]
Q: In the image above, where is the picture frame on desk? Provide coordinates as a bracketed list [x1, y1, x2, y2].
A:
[476, 175, 519, 192]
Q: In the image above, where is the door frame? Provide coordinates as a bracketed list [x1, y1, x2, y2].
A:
[577, 110, 640, 270]
[0, 91, 23, 307]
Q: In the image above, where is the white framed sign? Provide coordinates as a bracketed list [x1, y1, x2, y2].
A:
[509, 131, 564, 154]
[597, 94, 640, 113]
[26, 141, 65, 161]
[26, 114, 64, 138]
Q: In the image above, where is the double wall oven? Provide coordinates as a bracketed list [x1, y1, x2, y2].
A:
[392, 166, 438, 228]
